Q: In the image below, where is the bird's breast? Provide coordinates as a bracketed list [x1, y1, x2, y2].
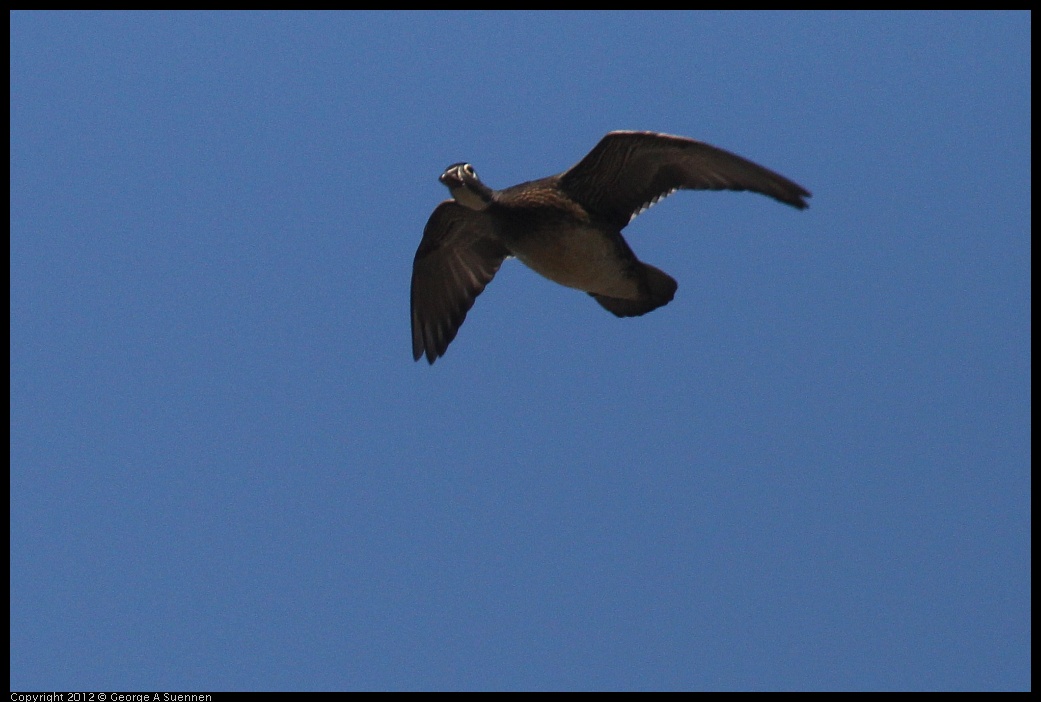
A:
[507, 225, 640, 299]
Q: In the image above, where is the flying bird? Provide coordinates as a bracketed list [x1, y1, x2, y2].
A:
[410, 130, 810, 364]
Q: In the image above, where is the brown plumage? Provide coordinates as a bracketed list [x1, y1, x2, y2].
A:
[411, 130, 811, 364]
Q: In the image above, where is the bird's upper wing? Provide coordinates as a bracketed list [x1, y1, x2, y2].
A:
[411, 201, 510, 364]
[559, 130, 811, 229]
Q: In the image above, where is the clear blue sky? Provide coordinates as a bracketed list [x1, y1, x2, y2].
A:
[10, 11, 1030, 691]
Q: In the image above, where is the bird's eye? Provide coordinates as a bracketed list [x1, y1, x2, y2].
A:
[464, 165, 475, 176]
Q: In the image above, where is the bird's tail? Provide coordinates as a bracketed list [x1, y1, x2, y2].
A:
[588, 263, 677, 317]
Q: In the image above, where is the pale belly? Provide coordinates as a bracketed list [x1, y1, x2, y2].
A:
[509, 226, 641, 299]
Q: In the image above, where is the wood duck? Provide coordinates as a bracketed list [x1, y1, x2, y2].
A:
[411, 130, 810, 364]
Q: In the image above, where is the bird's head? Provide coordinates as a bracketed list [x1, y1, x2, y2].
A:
[440, 162, 493, 211]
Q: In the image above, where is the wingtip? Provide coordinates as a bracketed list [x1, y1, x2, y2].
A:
[412, 339, 442, 365]
[786, 187, 812, 210]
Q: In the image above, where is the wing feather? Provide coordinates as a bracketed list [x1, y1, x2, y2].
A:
[560, 130, 811, 229]
[410, 202, 509, 364]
